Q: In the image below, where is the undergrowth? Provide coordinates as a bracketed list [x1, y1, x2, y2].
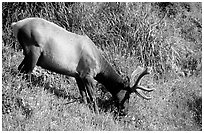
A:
[2, 2, 202, 131]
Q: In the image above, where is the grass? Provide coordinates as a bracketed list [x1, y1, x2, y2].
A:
[2, 2, 202, 131]
[2, 44, 202, 131]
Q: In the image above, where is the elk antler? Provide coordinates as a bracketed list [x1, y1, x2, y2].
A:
[135, 89, 152, 100]
[137, 85, 154, 92]
[130, 66, 150, 87]
[130, 66, 154, 100]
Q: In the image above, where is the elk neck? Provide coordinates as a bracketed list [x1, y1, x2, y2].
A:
[94, 55, 128, 96]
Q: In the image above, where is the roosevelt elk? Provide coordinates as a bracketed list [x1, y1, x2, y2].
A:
[12, 18, 154, 115]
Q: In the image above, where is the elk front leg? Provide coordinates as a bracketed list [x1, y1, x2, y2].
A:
[75, 77, 89, 104]
[83, 76, 99, 114]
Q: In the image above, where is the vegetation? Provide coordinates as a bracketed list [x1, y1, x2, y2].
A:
[2, 2, 202, 131]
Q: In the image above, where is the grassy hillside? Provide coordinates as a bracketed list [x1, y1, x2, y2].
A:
[2, 2, 202, 131]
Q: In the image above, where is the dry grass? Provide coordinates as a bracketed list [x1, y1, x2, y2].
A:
[2, 2, 202, 131]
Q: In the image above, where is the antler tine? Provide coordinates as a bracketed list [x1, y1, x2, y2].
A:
[131, 67, 154, 100]
[135, 89, 152, 100]
[130, 66, 153, 100]
[137, 85, 154, 92]
[134, 67, 151, 88]
[130, 66, 150, 87]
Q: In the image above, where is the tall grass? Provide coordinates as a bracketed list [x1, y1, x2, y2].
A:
[3, 2, 202, 77]
[2, 2, 202, 131]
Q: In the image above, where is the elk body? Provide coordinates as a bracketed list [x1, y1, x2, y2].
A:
[12, 17, 154, 115]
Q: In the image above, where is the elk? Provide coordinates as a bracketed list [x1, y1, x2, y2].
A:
[12, 17, 154, 115]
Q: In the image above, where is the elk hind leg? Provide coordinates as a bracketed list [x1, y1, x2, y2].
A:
[20, 46, 41, 74]
[18, 46, 41, 82]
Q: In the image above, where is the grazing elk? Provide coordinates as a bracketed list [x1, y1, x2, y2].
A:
[12, 18, 154, 115]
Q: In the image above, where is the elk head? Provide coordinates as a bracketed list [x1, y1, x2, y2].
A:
[113, 66, 154, 115]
